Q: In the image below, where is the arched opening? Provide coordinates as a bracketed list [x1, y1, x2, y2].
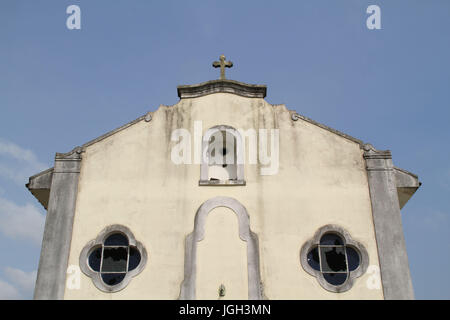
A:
[179, 197, 263, 300]
[200, 126, 245, 186]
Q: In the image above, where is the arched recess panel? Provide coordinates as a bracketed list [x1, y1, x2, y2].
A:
[196, 206, 248, 299]
[179, 196, 263, 300]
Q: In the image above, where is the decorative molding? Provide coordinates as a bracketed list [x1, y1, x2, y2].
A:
[199, 179, 246, 186]
[363, 144, 392, 161]
[179, 197, 264, 300]
[300, 224, 369, 293]
[177, 79, 267, 99]
[79, 225, 147, 293]
[144, 112, 152, 122]
[55, 146, 83, 161]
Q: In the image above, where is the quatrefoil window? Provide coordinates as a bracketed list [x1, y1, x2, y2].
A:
[80, 225, 147, 292]
[300, 225, 368, 293]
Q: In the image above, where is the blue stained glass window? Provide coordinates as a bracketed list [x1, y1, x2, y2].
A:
[306, 233, 361, 286]
[88, 233, 142, 286]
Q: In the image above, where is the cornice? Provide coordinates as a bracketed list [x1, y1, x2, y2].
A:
[363, 143, 392, 159]
[177, 79, 267, 99]
[55, 146, 83, 161]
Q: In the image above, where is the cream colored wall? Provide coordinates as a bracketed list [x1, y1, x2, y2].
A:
[64, 93, 383, 299]
[196, 206, 248, 300]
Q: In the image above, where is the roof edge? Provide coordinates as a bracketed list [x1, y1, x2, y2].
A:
[26, 167, 54, 210]
[290, 111, 364, 146]
[27, 167, 54, 182]
[80, 113, 149, 150]
[394, 166, 419, 180]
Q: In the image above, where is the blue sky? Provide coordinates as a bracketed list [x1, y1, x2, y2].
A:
[0, 0, 449, 299]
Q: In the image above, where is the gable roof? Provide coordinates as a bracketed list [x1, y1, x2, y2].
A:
[25, 79, 420, 210]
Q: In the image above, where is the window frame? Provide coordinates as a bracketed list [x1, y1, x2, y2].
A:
[79, 225, 147, 293]
[300, 225, 369, 293]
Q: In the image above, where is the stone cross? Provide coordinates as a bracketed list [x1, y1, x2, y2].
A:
[212, 55, 233, 80]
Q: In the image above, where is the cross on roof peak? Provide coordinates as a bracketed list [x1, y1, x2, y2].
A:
[212, 54, 233, 80]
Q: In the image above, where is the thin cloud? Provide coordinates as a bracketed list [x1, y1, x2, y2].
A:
[0, 139, 47, 186]
[0, 163, 30, 186]
[4, 267, 36, 299]
[0, 197, 45, 246]
[0, 278, 21, 300]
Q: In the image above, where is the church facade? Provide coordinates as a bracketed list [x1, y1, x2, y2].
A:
[27, 57, 420, 300]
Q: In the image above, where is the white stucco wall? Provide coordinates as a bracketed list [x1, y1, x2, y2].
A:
[64, 93, 383, 299]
